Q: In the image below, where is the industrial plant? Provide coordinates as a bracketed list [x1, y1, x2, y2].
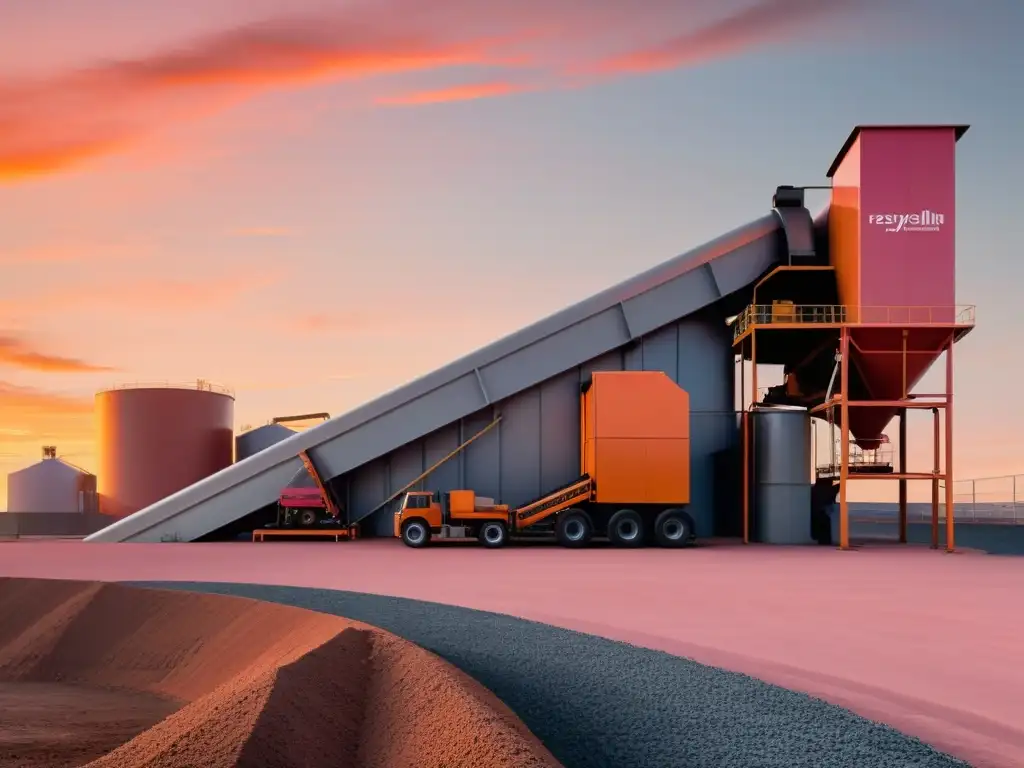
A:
[59, 123, 970, 548]
[8, 124, 973, 554]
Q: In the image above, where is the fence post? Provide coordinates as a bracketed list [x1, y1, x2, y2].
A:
[971, 480, 976, 523]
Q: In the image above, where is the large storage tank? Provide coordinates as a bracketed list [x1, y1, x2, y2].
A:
[6, 447, 97, 514]
[96, 382, 234, 518]
[752, 405, 813, 545]
[235, 423, 295, 462]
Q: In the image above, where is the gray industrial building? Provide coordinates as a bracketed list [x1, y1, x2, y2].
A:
[86, 192, 819, 544]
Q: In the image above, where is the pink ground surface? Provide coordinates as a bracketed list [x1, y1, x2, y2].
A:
[2, 539, 1021, 767]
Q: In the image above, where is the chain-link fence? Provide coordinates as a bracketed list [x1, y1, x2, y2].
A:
[851, 474, 1023, 525]
[946, 474, 1021, 524]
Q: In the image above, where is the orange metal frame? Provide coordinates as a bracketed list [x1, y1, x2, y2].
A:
[253, 527, 357, 542]
[735, 295, 974, 552]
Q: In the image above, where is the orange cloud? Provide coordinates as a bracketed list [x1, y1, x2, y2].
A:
[0, 336, 115, 374]
[0, 270, 281, 318]
[230, 226, 294, 238]
[0, 383, 96, 499]
[377, 80, 534, 105]
[0, 0, 897, 181]
[0, 13, 512, 181]
[589, 0, 867, 75]
[0, 240, 153, 267]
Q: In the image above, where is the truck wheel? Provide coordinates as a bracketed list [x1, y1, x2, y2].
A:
[401, 519, 430, 548]
[556, 510, 592, 548]
[608, 509, 644, 548]
[654, 508, 694, 548]
[478, 521, 508, 549]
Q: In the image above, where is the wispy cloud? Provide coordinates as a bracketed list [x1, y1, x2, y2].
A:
[0, 335, 115, 374]
[0, 0, 896, 180]
[0, 270, 281, 317]
[0, 9, 513, 181]
[229, 226, 294, 238]
[286, 311, 378, 333]
[0, 382, 95, 486]
[0, 241, 145, 266]
[377, 79, 535, 105]
[0, 382, 94, 443]
[588, 0, 870, 76]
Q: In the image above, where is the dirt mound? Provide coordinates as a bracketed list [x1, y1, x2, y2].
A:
[0, 578, 561, 768]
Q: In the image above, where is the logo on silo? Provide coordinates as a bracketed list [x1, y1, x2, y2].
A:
[867, 210, 944, 233]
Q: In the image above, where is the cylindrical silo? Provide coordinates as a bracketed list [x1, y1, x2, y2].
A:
[235, 423, 295, 462]
[6, 451, 92, 514]
[96, 383, 235, 518]
[752, 405, 813, 545]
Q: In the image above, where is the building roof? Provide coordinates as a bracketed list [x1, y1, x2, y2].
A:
[826, 124, 971, 179]
[7, 457, 92, 479]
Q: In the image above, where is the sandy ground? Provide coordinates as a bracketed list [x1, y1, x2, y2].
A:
[0, 577, 561, 768]
[0, 682, 178, 767]
[1, 540, 1022, 766]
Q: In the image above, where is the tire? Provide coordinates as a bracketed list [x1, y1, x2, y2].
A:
[298, 508, 319, 528]
[607, 509, 645, 548]
[401, 519, 431, 548]
[478, 521, 508, 549]
[556, 509, 593, 548]
[654, 508, 694, 548]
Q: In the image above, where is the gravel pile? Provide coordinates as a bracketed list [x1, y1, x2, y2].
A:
[138, 581, 970, 768]
[0, 578, 559, 768]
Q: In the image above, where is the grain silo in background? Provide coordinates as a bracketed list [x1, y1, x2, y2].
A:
[235, 423, 295, 462]
[235, 413, 329, 462]
[96, 381, 234, 518]
[6, 446, 98, 514]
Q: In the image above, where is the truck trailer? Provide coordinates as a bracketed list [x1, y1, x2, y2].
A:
[394, 371, 694, 548]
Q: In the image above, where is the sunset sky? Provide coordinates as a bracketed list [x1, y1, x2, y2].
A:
[1, 0, 1022, 508]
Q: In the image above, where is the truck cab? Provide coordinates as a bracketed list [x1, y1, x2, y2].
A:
[393, 491, 442, 537]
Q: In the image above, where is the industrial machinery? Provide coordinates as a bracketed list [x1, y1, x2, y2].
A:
[84, 124, 975, 552]
[394, 371, 694, 549]
[270, 451, 354, 534]
[264, 413, 342, 529]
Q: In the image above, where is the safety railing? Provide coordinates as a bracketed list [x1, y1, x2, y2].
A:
[945, 474, 1022, 524]
[844, 473, 1023, 525]
[732, 304, 976, 340]
[816, 445, 894, 478]
[100, 379, 235, 397]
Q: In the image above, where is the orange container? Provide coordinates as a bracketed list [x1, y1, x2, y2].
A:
[448, 489, 476, 515]
[581, 372, 690, 505]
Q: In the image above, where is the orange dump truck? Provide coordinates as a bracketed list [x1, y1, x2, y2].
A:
[394, 371, 693, 549]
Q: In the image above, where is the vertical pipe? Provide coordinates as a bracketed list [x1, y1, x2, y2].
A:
[901, 330, 908, 398]
[931, 408, 939, 549]
[839, 328, 850, 550]
[945, 339, 955, 553]
[740, 342, 746, 415]
[751, 330, 758, 407]
[898, 409, 907, 543]
[742, 410, 750, 544]
[750, 329, 758, 541]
